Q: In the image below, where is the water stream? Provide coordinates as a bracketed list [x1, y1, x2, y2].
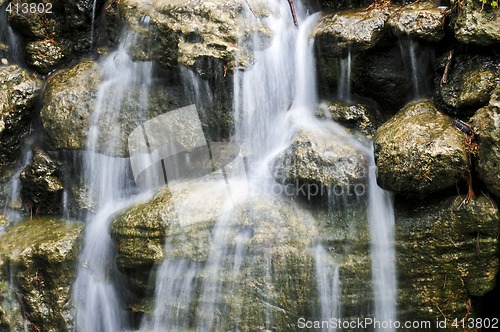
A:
[338, 47, 352, 102]
[72, 31, 154, 332]
[0, 3, 22, 64]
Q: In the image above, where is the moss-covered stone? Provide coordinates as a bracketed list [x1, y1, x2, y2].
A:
[25, 40, 67, 75]
[470, 96, 500, 198]
[120, 0, 267, 72]
[375, 100, 469, 195]
[273, 128, 367, 203]
[19, 148, 64, 214]
[316, 101, 377, 137]
[8, 0, 106, 73]
[0, 65, 41, 165]
[436, 54, 500, 115]
[0, 218, 83, 332]
[388, 1, 448, 42]
[40, 60, 220, 156]
[315, 6, 392, 57]
[397, 195, 499, 326]
[451, 0, 500, 45]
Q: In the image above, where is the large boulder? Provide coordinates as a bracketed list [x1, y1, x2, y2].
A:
[40, 61, 102, 152]
[435, 54, 500, 115]
[374, 100, 469, 195]
[40, 60, 191, 156]
[397, 195, 499, 323]
[112, 172, 379, 329]
[315, 7, 392, 57]
[19, 148, 64, 214]
[119, 0, 267, 72]
[273, 128, 367, 203]
[25, 40, 67, 75]
[451, 0, 500, 45]
[0, 218, 83, 332]
[388, 1, 449, 42]
[470, 86, 500, 198]
[0, 65, 41, 165]
[112, 180, 322, 329]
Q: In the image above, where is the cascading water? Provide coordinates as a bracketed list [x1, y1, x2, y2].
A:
[338, 47, 352, 102]
[368, 151, 397, 330]
[72, 31, 153, 332]
[90, 0, 98, 46]
[1, 139, 34, 225]
[0, 4, 22, 64]
[74, 0, 398, 330]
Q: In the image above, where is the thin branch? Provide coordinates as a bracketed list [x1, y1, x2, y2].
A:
[440, 49, 454, 86]
[287, 0, 299, 28]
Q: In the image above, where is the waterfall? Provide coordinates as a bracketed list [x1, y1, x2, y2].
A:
[399, 38, 434, 100]
[72, 31, 153, 332]
[314, 245, 341, 332]
[338, 47, 352, 102]
[368, 150, 397, 329]
[91, 0, 98, 47]
[1, 140, 34, 225]
[0, 3, 22, 64]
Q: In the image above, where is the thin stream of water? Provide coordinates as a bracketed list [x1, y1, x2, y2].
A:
[72, 31, 154, 332]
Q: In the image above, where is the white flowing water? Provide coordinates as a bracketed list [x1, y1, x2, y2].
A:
[72, 31, 153, 332]
[368, 150, 397, 329]
[338, 47, 352, 102]
[1, 140, 34, 225]
[314, 245, 341, 332]
[408, 39, 420, 98]
[90, 0, 98, 46]
[0, 3, 22, 63]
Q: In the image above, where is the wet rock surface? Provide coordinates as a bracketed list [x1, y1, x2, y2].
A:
[273, 128, 367, 202]
[40, 61, 102, 152]
[317, 101, 377, 136]
[436, 54, 500, 115]
[0, 65, 41, 165]
[112, 181, 320, 330]
[19, 148, 64, 214]
[0, 218, 83, 332]
[451, 0, 500, 45]
[470, 91, 500, 198]
[397, 195, 499, 323]
[120, 0, 266, 72]
[25, 40, 67, 75]
[40, 60, 195, 156]
[388, 1, 448, 42]
[375, 100, 469, 195]
[8, 0, 106, 73]
[315, 7, 392, 57]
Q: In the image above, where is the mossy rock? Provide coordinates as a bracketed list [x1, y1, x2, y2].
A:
[451, 0, 500, 45]
[0, 218, 83, 332]
[315, 6, 392, 57]
[0, 65, 41, 165]
[470, 95, 500, 198]
[435, 54, 500, 115]
[397, 195, 500, 326]
[375, 100, 469, 195]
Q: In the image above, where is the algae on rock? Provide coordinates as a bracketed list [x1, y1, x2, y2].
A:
[397, 195, 499, 324]
[375, 100, 469, 195]
[0, 218, 83, 332]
